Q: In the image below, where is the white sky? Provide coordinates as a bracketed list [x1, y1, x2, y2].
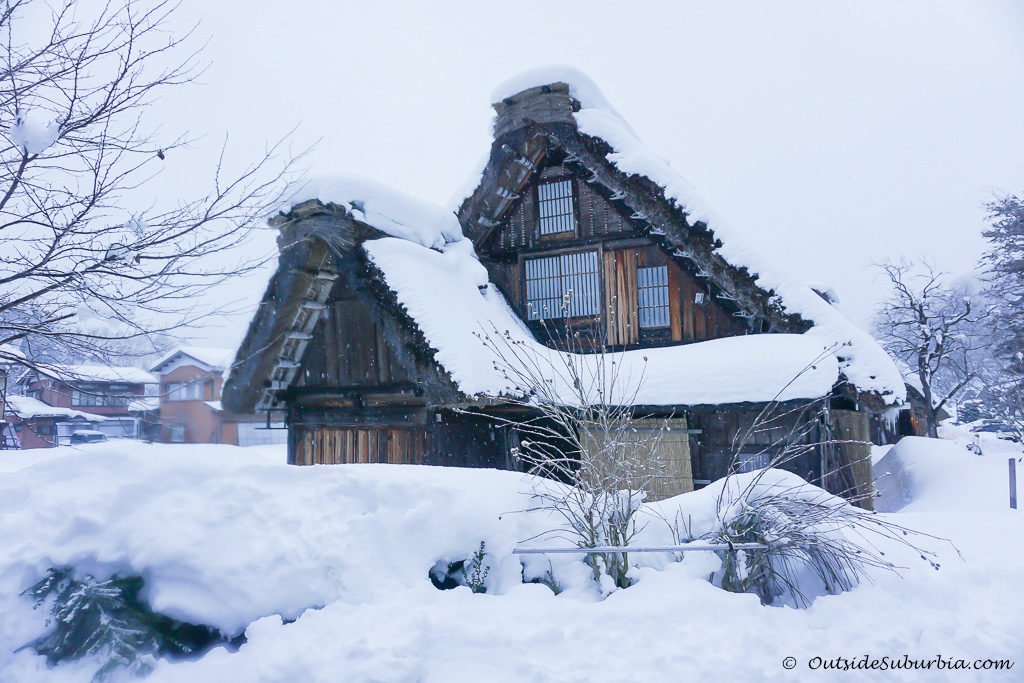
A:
[148, 0, 1024, 347]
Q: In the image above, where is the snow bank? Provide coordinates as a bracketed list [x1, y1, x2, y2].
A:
[875, 432, 1020, 513]
[2, 439, 1019, 681]
[487, 66, 905, 405]
[286, 174, 464, 249]
[365, 237, 839, 405]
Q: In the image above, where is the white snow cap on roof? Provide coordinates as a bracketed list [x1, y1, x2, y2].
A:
[35, 364, 156, 385]
[4, 395, 108, 422]
[150, 346, 236, 374]
[286, 174, 464, 249]
[365, 238, 839, 406]
[485, 66, 905, 404]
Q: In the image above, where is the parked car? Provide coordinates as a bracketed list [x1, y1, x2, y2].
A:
[69, 430, 109, 445]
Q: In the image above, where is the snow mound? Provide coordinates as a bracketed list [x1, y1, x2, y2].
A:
[365, 237, 839, 405]
[0, 439, 1020, 681]
[875, 434, 1021, 513]
[287, 174, 464, 249]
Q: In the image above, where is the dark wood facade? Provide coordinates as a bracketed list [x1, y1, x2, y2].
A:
[223, 78, 889, 506]
[481, 165, 751, 351]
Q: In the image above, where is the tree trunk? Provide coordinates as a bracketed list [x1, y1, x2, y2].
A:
[926, 408, 939, 439]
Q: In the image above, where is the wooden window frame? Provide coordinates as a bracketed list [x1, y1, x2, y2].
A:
[637, 265, 671, 331]
[523, 249, 602, 321]
[535, 176, 579, 241]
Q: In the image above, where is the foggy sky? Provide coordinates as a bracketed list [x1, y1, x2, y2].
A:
[148, 0, 1024, 347]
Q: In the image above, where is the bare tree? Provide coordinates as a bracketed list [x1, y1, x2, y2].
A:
[0, 0, 304, 377]
[469, 301, 675, 591]
[476, 313, 947, 604]
[874, 260, 990, 437]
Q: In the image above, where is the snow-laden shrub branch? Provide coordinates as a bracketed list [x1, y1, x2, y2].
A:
[467, 302, 674, 592]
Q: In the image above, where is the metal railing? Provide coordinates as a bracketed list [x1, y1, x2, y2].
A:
[513, 542, 769, 555]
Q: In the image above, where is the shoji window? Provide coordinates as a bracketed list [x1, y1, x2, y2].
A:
[537, 179, 577, 236]
[737, 451, 770, 473]
[525, 251, 600, 320]
[637, 265, 670, 329]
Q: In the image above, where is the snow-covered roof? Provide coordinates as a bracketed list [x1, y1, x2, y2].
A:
[149, 346, 236, 374]
[31, 364, 156, 385]
[127, 396, 160, 413]
[283, 175, 464, 249]
[227, 68, 905, 412]
[481, 66, 905, 405]
[365, 238, 839, 405]
[4, 395, 107, 422]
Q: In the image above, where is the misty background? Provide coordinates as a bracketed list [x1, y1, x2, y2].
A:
[143, 0, 1024, 347]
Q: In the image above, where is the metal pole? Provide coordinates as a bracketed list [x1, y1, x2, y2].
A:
[1011, 458, 1018, 510]
[512, 543, 769, 555]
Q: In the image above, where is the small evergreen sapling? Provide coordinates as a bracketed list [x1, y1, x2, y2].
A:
[21, 567, 233, 681]
[465, 541, 490, 594]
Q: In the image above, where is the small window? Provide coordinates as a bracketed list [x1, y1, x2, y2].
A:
[737, 451, 770, 473]
[165, 381, 204, 401]
[537, 179, 576, 236]
[525, 251, 600, 320]
[170, 424, 186, 443]
[637, 266, 670, 329]
[72, 384, 103, 407]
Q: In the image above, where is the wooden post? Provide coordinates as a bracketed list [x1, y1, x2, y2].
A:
[1010, 458, 1018, 510]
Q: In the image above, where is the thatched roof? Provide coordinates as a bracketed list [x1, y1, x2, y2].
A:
[224, 69, 906, 414]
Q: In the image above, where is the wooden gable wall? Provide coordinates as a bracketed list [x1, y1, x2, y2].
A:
[480, 165, 749, 349]
[295, 270, 412, 390]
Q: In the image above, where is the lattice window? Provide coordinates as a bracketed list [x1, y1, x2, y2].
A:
[637, 266, 670, 329]
[525, 251, 600, 320]
[537, 179, 577, 236]
[737, 451, 771, 473]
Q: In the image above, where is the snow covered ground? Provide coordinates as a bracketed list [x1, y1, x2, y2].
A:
[0, 431, 1021, 681]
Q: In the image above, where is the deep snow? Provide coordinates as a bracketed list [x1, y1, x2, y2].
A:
[0, 431, 1021, 681]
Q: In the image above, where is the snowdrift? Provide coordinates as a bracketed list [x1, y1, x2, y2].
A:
[1, 437, 1021, 681]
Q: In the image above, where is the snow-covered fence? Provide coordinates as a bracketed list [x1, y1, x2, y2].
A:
[512, 542, 769, 555]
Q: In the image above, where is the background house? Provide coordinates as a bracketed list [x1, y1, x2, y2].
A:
[14, 364, 157, 443]
[150, 347, 285, 446]
[4, 394, 109, 449]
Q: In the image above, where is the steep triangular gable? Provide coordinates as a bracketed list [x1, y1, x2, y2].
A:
[457, 84, 803, 336]
[222, 204, 462, 414]
[455, 70, 905, 407]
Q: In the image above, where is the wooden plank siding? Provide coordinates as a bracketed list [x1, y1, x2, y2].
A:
[489, 165, 635, 254]
[296, 298, 412, 389]
[293, 426, 426, 466]
[602, 244, 742, 348]
[483, 163, 748, 350]
[604, 248, 638, 345]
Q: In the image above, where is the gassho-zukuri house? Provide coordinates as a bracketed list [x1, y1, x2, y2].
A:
[223, 68, 907, 506]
